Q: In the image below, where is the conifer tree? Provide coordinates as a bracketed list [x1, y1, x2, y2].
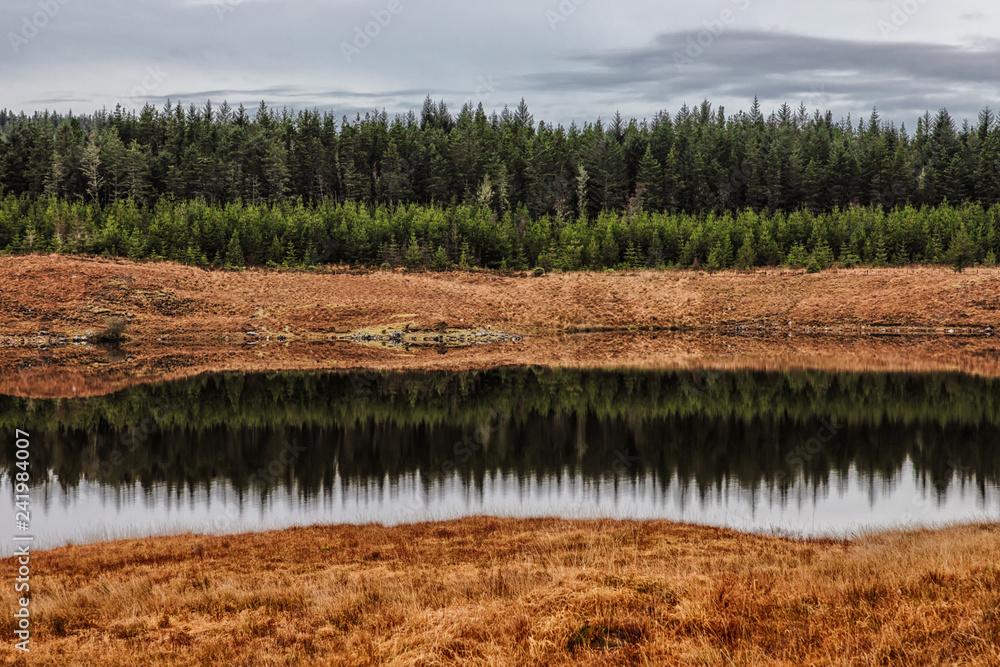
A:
[225, 231, 245, 270]
[735, 239, 756, 271]
[406, 234, 424, 268]
[947, 226, 977, 272]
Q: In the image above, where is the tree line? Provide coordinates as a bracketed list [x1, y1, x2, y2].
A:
[3, 97, 1000, 214]
[1, 97, 1000, 270]
[0, 196, 995, 271]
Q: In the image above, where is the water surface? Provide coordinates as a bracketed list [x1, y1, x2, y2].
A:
[2, 368, 998, 551]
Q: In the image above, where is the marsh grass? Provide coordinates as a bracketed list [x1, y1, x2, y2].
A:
[2, 518, 1000, 665]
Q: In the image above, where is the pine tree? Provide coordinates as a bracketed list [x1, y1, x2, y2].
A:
[601, 226, 619, 267]
[758, 231, 781, 266]
[267, 235, 283, 266]
[184, 243, 202, 266]
[705, 243, 726, 272]
[225, 231, 245, 270]
[406, 233, 424, 268]
[873, 236, 889, 267]
[80, 140, 102, 204]
[125, 140, 150, 203]
[924, 232, 943, 264]
[840, 250, 861, 268]
[383, 239, 401, 267]
[99, 128, 127, 202]
[890, 243, 909, 267]
[575, 165, 590, 219]
[635, 147, 664, 211]
[735, 239, 756, 271]
[283, 239, 297, 267]
[458, 241, 472, 268]
[623, 241, 642, 269]
[812, 238, 834, 269]
[785, 243, 808, 268]
[947, 226, 977, 272]
[432, 245, 450, 269]
[303, 242, 319, 266]
[126, 229, 145, 260]
[585, 234, 602, 269]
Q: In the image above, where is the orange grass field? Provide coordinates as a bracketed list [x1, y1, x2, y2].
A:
[2, 517, 999, 666]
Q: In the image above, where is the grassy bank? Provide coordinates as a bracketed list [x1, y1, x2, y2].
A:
[2, 518, 999, 665]
[5, 256, 1000, 401]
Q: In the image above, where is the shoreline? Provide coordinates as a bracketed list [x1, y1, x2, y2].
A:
[3, 517, 999, 665]
[2, 256, 1000, 398]
[6, 331, 1000, 398]
[5, 506, 995, 559]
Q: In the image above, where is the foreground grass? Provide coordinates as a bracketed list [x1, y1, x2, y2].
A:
[2, 518, 999, 666]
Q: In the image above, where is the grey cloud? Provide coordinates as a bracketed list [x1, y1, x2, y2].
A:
[514, 30, 1000, 124]
[3, 1, 1000, 128]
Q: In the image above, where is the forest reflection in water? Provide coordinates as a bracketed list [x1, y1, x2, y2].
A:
[1, 367, 999, 549]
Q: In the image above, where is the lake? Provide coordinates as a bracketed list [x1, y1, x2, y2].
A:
[2, 368, 999, 552]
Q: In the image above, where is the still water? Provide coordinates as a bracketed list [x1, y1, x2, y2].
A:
[2, 368, 999, 551]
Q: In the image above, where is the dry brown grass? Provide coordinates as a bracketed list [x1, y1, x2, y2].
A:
[5, 256, 1000, 399]
[2, 518, 999, 665]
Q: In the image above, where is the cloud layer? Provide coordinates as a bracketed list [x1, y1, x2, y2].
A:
[1, 0, 998, 126]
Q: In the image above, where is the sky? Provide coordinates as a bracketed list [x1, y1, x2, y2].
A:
[2, 0, 999, 129]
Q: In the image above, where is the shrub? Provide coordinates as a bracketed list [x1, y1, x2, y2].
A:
[94, 316, 128, 343]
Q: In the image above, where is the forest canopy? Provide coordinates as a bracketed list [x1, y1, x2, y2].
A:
[1, 97, 999, 270]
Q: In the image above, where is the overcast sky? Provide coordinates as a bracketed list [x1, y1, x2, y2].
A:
[2, 0, 999, 128]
